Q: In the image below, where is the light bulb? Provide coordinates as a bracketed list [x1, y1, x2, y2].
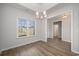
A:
[36, 11, 39, 18]
[62, 15, 67, 18]
[36, 11, 39, 16]
[40, 16, 43, 19]
[43, 11, 46, 15]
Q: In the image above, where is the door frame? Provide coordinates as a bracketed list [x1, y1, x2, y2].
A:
[47, 10, 73, 52]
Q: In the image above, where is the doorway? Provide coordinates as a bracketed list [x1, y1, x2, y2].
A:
[47, 11, 72, 52]
[53, 21, 62, 40]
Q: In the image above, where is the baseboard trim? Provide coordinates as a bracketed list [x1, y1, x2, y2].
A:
[72, 50, 79, 54]
[41, 39, 47, 42]
[62, 39, 71, 43]
[0, 39, 41, 52]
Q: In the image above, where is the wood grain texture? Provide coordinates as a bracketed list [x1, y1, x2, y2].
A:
[0, 38, 79, 56]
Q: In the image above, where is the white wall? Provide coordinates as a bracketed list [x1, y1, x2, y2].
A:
[48, 4, 79, 53]
[62, 14, 71, 42]
[72, 4, 79, 53]
[47, 19, 53, 38]
[0, 4, 45, 51]
[42, 19, 48, 42]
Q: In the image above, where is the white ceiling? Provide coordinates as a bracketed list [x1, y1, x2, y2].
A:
[48, 11, 71, 20]
[18, 3, 58, 12]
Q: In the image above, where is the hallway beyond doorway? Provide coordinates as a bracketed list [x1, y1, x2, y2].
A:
[53, 21, 62, 40]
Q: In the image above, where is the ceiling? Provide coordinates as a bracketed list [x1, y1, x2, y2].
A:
[49, 12, 71, 20]
[18, 3, 58, 12]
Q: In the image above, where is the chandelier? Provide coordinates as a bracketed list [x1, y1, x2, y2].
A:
[36, 11, 47, 19]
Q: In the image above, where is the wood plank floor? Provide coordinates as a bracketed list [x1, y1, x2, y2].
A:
[0, 38, 79, 56]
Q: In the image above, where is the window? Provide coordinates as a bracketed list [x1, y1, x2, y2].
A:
[17, 18, 35, 37]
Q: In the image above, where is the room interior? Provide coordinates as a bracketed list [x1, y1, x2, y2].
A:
[0, 3, 79, 56]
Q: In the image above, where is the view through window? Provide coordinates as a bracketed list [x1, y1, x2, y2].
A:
[17, 18, 35, 37]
